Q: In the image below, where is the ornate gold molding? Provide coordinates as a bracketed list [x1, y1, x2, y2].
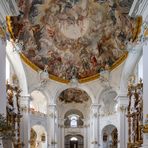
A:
[19, 51, 128, 84]
[143, 125, 148, 133]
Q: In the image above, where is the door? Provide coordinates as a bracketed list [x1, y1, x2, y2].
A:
[70, 140, 78, 148]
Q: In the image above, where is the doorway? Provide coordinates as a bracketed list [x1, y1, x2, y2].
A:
[102, 124, 118, 148]
[70, 140, 78, 148]
[65, 135, 83, 148]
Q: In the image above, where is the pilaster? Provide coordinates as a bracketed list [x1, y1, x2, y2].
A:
[90, 104, 101, 148]
[20, 95, 31, 148]
[116, 95, 129, 148]
[142, 43, 148, 147]
[47, 104, 57, 148]
[58, 118, 64, 148]
[0, 39, 6, 115]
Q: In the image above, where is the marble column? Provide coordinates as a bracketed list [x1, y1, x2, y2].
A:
[86, 119, 90, 148]
[61, 119, 65, 148]
[142, 43, 148, 147]
[90, 104, 100, 148]
[61, 121, 65, 148]
[84, 120, 89, 148]
[58, 118, 64, 148]
[20, 96, 31, 148]
[0, 39, 6, 114]
[116, 95, 129, 148]
[48, 104, 57, 148]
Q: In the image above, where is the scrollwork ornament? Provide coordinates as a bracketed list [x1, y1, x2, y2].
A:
[119, 105, 127, 113]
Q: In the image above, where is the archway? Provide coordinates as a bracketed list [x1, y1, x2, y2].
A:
[30, 90, 47, 114]
[64, 109, 84, 128]
[102, 124, 118, 148]
[99, 88, 117, 116]
[57, 88, 92, 148]
[65, 135, 84, 148]
[30, 125, 47, 148]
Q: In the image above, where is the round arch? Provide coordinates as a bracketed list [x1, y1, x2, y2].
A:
[64, 109, 84, 119]
[30, 125, 47, 148]
[101, 124, 118, 148]
[65, 134, 84, 148]
[6, 41, 28, 96]
[54, 85, 95, 104]
[98, 87, 117, 104]
[98, 88, 117, 115]
[64, 109, 84, 128]
[30, 90, 48, 114]
[119, 43, 143, 95]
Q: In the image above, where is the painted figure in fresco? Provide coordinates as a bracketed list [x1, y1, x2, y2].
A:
[59, 88, 89, 103]
[9, 0, 140, 80]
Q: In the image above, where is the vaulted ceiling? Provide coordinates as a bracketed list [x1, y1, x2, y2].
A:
[7, 0, 141, 82]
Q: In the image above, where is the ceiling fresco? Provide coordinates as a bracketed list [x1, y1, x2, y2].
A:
[8, 0, 141, 81]
[59, 88, 90, 103]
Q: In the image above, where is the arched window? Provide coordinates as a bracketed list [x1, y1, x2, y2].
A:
[30, 90, 47, 114]
[69, 115, 78, 128]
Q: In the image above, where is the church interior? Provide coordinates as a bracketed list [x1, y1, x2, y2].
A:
[0, 0, 148, 148]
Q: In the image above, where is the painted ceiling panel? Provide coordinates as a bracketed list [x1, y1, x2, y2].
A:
[7, 0, 141, 81]
[59, 88, 90, 103]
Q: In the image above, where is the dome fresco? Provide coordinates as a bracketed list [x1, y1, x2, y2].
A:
[59, 88, 90, 103]
[7, 0, 141, 81]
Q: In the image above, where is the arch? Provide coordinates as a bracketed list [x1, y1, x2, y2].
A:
[30, 90, 47, 114]
[29, 87, 49, 103]
[6, 41, 28, 96]
[101, 124, 118, 148]
[29, 83, 51, 99]
[30, 125, 47, 148]
[55, 86, 93, 104]
[29, 84, 54, 107]
[64, 109, 84, 119]
[102, 124, 117, 134]
[54, 85, 95, 104]
[98, 87, 117, 101]
[96, 87, 105, 104]
[56, 86, 92, 121]
[65, 134, 84, 148]
[119, 43, 143, 95]
[65, 134, 84, 141]
[64, 109, 84, 128]
[98, 88, 117, 115]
